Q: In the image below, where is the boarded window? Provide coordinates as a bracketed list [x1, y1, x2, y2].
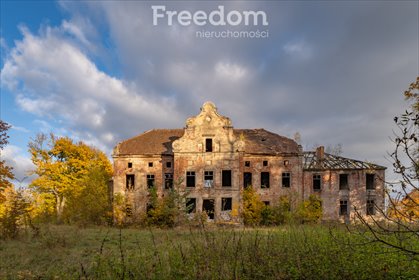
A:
[222, 170, 232, 187]
[166, 162, 172, 168]
[339, 174, 349, 190]
[261, 172, 270, 188]
[147, 174, 155, 188]
[205, 138, 213, 152]
[244, 172, 252, 188]
[186, 171, 196, 187]
[313, 174, 321, 191]
[128, 162, 132, 168]
[339, 200, 348, 215]
[263, 160, 268, 167]
[186, 198, 196, 213]
[203, 199, 215, 219]
[126, 174, 135, 190]
[204, 171, 214, 188]
[165, 173, 173, 189]
[245, 161, 250, 167]
[221, 197, 232, 211]
[367, 200, 375, 215]
[366, 174, 375, 190]
[282, 172, 291, 188]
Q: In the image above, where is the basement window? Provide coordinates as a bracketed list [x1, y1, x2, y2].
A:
[206, 138, 213, 152]
[282, 172, 291, 188]
[221, 197, 232, 211]
[128, 162, 133, 168]
[165, 173, 173, 189]
[204, 171, 214, 188]
[263, 201, 270, 206]
[366, 174, 375, 190]
[245, 161, 250, 167]
[244, 172, 252, 188]
[367, 200, 375, 215]
[222, 170, 232, 187]
[186, 198, 196, 213]
[126, 204, 132, 217]
[313, 174, 321, 191]
[147, 174, 155, 188]
[186, 171, 196, 187]
[263, 160, 268, 167]
[339, 174, 349, 190]
[148, 162, 153, 167]
[339, 200, 348, 216]
[126, 174, 135, 190]
[166, 162, 172, 168]
[261, 172, 270, 188]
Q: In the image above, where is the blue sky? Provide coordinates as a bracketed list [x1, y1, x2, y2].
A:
[1, 1, 418, 183]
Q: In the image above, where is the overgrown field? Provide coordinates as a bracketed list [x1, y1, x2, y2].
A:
[0, 224, 418, 279]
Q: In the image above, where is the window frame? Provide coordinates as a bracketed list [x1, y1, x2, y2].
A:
[186, 171, 196, 188]
[313, 174, 321, 191]
[282, 172, 291, 188]
[147, 174, 155, 188]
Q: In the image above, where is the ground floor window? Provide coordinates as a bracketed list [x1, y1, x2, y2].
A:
[203, 199, 215, 219]
[165, 173, 173, 189]
[186, 198, 196, 213]
[147, 174, 155, 188]
[367, 199, 375, 215]
[339, 200, 348, 216]
[221, 197, 232, 211]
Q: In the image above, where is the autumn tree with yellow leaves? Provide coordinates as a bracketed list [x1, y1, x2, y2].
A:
[29, 134, 113, 224]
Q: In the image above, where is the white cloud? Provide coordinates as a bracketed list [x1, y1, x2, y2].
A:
[283, 40, 312, 59]
[2, 145, 36, 185]
[1, 23, 182, 151]
[215, 62, 248, 81]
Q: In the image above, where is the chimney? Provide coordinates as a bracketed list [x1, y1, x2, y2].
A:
[316, 146, 325, 160]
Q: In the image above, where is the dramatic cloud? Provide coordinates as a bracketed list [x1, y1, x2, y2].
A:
[1, 1, 418, 177]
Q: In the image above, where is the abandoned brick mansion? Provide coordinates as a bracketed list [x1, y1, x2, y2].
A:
[112, 102, 385, 223]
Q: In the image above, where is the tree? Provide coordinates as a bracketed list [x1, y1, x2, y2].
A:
[352, 77, 419, 256]
[0, 120, 14, 196]
[242, 187, 265, 226]
[29, 134, 112, 223]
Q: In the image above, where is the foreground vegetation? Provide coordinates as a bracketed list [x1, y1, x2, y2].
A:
[0, 224, 418, 279]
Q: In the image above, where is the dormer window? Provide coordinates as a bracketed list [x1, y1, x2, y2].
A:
[206, 138, 213, 152]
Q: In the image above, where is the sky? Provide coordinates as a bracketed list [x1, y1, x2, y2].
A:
[0, 1, 418, 184]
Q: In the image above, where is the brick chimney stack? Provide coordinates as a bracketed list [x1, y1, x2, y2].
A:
[316, 146, 325, 160]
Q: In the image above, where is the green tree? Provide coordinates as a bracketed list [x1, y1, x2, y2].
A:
[29, 134, 112, 223]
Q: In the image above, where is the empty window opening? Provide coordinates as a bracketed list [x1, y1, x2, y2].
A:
[205, 138, 213, 152]
[244, 172, 252, 188]
[221, 197, 232, 211]
[186, 171, 196, 187]
[263, 201, 270, 206]
[313, 174, 321, 191]
[126, 204, 133, 217]
[222, 170, 232, 187]
[339, 174, 349, 190]
[367, 200, 375, 215]
[126, 174, 135, 190]
[165, 173, 173, 189]
[148, 162, 153, 167]
[204, 171, 214, 188]
[128, 162, 133, 168]
[147, 174, 155, 188]
[284, 160, 289, 166]
[261, 172, 270, 188]
[203, 199, 215, 219]
[366, 174, 375, 190]
[339, 200, 348, 216]
[166, 162, 172, 168]
[263, 160, 268, 167]
[186, 198, 196, 214]
[282, 172, 291, 188]
[245, 161, 250, 167]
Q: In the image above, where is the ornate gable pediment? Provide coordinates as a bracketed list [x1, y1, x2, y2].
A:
[173, 101, 239, 153]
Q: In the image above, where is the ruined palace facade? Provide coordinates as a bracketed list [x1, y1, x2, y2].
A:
[112, 102, 385, 223]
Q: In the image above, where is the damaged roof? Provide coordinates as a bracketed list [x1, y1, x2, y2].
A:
[303, 152, 386, 171]
[114, 128, 300, 156]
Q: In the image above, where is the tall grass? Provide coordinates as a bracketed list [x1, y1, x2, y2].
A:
[0, 224, 417, 279]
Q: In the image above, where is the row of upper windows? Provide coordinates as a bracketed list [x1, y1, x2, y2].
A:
[126, 172, 376, 191]
[313, 173, 376, 191]
[128, 162, 172, 168]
